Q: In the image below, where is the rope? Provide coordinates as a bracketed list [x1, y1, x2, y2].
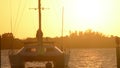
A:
[9, 0, 12, 33]
[29, 0, 38, 33]
[15, 0, 28, 35]
[13, 0, 22, 33]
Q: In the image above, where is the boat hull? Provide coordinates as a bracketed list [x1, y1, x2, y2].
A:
[9, 45, 69, 68]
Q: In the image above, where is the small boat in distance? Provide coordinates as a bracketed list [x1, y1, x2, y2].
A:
[9, 0, 70, 68]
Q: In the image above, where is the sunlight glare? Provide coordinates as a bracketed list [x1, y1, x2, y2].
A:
[64, 0, 103, 32]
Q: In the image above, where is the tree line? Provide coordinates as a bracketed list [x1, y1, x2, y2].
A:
[0, 29, 119, 49]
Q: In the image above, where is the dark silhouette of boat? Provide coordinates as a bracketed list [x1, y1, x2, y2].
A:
[8, 0, 70, 68]
[9, 42, 69, 68]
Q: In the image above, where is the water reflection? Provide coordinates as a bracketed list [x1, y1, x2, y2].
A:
[1, 48, 117, 68]
[69, 48, 117, 68]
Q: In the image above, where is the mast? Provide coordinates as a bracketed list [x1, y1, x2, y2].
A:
[62, 7, 64, 38]
[38, 0, 41, 29]
[36, 0, 43, 46]
[61, 6, 64, 50]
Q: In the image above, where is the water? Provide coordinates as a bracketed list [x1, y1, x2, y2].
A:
[68, 48, 117, 68]
[1, 48, 117, 68]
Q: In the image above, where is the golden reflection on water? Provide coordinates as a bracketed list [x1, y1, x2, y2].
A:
[69, 48, 116, 68]
[1, 48, 117, 68]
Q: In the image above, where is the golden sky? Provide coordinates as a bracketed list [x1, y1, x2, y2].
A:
[0, 0, 120, 39]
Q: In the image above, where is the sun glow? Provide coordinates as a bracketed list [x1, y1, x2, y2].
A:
[62, 0, 120, 36]
[63, 0, 104, 31]
[0, 0, 120, 38]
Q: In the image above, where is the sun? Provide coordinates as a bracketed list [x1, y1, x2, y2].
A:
[63, 0, 103, 31]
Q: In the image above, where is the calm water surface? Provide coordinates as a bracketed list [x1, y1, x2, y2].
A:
[1, 48, 117, 68]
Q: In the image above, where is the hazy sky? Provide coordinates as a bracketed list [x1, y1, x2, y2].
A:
[0, 0, 120, 39]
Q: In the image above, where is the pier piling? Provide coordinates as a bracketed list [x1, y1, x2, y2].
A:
[115, 36, 120, 68]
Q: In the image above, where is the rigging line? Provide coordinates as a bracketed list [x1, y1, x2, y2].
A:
[50, 0, 64, 49]
[51, 0, 59, 21]
[15, 0, 28, 35]
[13, 0, 22, 33]
[53, 3, 64, 37]
[50, 0, 60, 28]
[9, 0, 14, 52]
[9, 0, 12, 33]
[32, 12, 38, 33]
[29, 0, 37, 32]
[40, 0, 50, 33]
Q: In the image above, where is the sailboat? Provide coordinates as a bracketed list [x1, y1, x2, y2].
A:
[9, 0, 70, 68]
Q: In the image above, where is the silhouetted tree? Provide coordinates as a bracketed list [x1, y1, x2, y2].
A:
[2, 33, 14, 39]
[1, 29, 116, 49]
[52, 29, 116, 48]
[1, 33, 24, 49]
[1, 33, 14, 49]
